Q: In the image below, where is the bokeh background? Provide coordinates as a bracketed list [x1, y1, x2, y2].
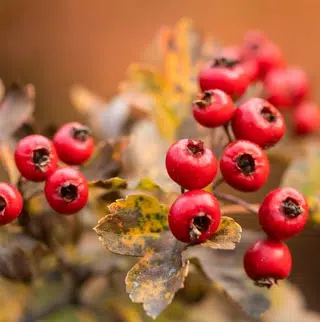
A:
[1, 0, 320, 317]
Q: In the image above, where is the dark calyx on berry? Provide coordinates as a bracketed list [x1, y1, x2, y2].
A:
[187, 140, 204, 156]
[193, 91, 214, 108]
[33, 148, 50, 171]
[0, 196, 6, 212]
[261, 106, 276, 122]
[189, 212, 212, 241]
[72, 126, 91, 142]
[236, 153, 255, 175]
[60, 183, 78, 202]
[211, 57, 240, 68]
[282, 197, 303, 218]
[254, 277, 278, 289]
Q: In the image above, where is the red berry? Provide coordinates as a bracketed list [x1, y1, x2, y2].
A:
[53, 122, 94, 165]
[168, 190, 221, 243]
[243, 239, 292, 287]
[220, 140, 269, 192]
[259, 187, 309, 240]
[293, 101, 320, 135]
[165, 139, 218, 190]
[242, 36, 285, 79]
[0, 183, 23, 225]
[44, 167, 88, 215]
[192, 90, 236, 128]
[15, 135, 58, 182]
[198, 57, 250, 98]
[218, 46, 259, 82]
[231, 98, 286, 148]
[264, 67, 309, 108]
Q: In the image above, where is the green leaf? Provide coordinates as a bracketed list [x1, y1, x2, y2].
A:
[94, 194, 189, 318]
[201, 216, 242, 250]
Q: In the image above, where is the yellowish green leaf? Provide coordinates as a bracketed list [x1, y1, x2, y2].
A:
[89, 177, 127, 191]
[94, 194, 189, 319]
[201, 217, 242, 250]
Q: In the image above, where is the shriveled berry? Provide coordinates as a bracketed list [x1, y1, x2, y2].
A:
[45, 167, 88, 214]
[169, 190, 221, 243]
[198, 57, 250, 98]
[244, 239, 292, 288]
[220, 140, 269, 192]
[0, 183, 23, 225]
[293, 101, 320, 135]
[165, 139, 218, 190]
[232, 98, 285, 148]
[14, 135, 58, 182]
[53, 122, 94, 165]
[259, 187, 309, 240]
[192, 89, 235, 128]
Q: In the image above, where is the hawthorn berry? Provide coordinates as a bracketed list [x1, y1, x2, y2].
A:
[242, 34, 285, 79]
[259, 187, 309, 240]
[243, 238, 292, 287]
[53, 122, 94, 165]
[264, 67, 309, 108]
[165, 139, 218, 190]
[231, 98, 285, 148]
[293, 101, 320, 135]
[220, 140, 269, 192]
[218, 46, 259, 82]
[198, 57, 250, 98]
[44, 167, 88, 214]
[15, 135, 58, 182]
[168, 190, 221, 243]
[192, 90, 235, 128]
[0, 183, 23, 225]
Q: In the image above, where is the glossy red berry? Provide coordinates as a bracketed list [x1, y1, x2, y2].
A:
[198, 57, 250, 98]
[0, 183, 23, 225]
[242, 36, 285, 79]
[293, 101, 320, 135]
[259, 187, 309, 240]
[218, 46, 259, 82]
[165, 139, 218, 190]
[44, 167, 88, 215]
[53, 122, 94, 165]
[243, 239, 292, 287]
[264, 67, 309, 108]
[231, 98, 286, 148]
[220, 140, 269, 192]
[168, 190, 221, 243]
[15, 135, 58, 182]
[192, 90, 236, 128]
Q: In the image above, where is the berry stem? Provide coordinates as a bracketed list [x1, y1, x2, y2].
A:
[180, 186, 185, 194]
[215, 191, 258, 214]
[213, 177, 224, 189]
[223, 123, 233, 143]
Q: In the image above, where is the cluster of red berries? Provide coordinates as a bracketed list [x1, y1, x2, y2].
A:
[166, 30, 311, 288]
[0, 122, 94, 226]
[199, 30, 320, 136]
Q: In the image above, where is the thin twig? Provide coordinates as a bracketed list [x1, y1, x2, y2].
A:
[212, 177, 224, 190]
[215, 191, 258, 214]
[223, 123, 233, 143]
[221, 204, 259, 216]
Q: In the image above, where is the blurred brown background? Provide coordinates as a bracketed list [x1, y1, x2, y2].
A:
[0, 0, 320, 126]
[0, 0, 320, 313]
